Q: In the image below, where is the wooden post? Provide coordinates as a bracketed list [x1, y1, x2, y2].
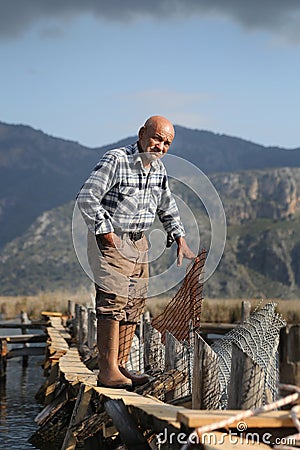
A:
[143, 310, 151, 323]
[192, 332, 220, 409]
[138, 314, 144, 373]
[79, 306, 88, 348]
[0, 339, 7, 379]
[68, 300, 75, 319]
[127, 334, 140, 372]
[73, 304, 81, 342]
[279, 324, 300, 386]
[241, 300, 251, 323]
[228, 343, 264, 409]
[165, 331, 189, 400]
[143, 321, 165, 372]
[87, 308, 97, 350]
[21, 311, 29, 368]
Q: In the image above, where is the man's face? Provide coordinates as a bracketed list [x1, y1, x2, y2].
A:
[139, 122, 174, 161]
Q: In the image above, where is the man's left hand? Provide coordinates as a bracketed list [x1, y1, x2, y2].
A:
[175, 237, 196, 266]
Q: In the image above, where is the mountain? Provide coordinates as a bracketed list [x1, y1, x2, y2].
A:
[170, 126, 300, 173]
[0, 202, 88, 294]
[0, 122, 100, 248]
[1, 167, 300, 298]
[1, 121, 300, 250]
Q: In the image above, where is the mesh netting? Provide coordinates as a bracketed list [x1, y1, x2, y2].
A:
[211, 302, 286, 409]
[151, 249, 206, 343]
[129, 251, 285, 408]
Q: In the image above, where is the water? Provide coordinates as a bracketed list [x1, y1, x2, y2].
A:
[0, 327, 45, 449]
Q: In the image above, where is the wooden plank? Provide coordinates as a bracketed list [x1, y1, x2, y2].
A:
[42, 311, 63, 317]
[95, 386, 185, 429]
[280, 325, 300, 386]
[47, 327, 69, 351]
[5, 334, 47, 343]
[45, 361, 60, 405]
[192, 333, 220, 409]
[228, 343, 264, 410]
[59, 347, 97, 386]
[177, 409, 300, 429]
[61, 384, 93, 450]
[105, 399, 152, 449]
[165, 331, 189, 400]
[48, 316, 72, 341]
[144, 321, 165, 372]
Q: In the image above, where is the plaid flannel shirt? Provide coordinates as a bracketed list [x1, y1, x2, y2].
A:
[77, 143, 185, 238]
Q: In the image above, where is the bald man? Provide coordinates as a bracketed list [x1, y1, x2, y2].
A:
[77, 116, 195, 389]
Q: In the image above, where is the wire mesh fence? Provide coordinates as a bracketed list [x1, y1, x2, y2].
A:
[151, 249, 206, 343]
[211, 302, 286, 409]
[147, 251, 286, 406]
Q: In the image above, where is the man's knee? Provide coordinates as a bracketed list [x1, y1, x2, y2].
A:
[95, 288, 127, 321]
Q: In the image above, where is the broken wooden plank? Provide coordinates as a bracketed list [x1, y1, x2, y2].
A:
[177, 409, 300, 429]
[61, 384, 93, 450]
[95, 386, 185, 430]
[105, 399, 152, 450]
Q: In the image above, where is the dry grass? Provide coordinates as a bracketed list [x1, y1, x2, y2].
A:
[146, 296, 300, 324]
[0, 287, 94, 320]
[1, 289, 299, 324]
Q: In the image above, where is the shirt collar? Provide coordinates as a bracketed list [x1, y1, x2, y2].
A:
[131, 142, 160, 172]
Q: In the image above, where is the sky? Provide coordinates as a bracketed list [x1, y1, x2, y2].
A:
[0, 1, 300, 149]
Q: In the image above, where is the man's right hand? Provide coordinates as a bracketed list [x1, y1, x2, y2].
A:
[96, 232, 121, 248]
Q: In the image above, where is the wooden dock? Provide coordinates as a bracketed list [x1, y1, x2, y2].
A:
[0, 313, 48, 371]
[27, 307, 300, 450]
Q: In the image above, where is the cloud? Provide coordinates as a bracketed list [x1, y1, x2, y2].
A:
[1, 0, 300, 41]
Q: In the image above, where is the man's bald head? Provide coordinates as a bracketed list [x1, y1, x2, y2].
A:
[143, 115, 175, 138]
[138, 116, 175, 163]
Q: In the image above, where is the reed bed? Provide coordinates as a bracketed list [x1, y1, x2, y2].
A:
[0, 290, 299, 324]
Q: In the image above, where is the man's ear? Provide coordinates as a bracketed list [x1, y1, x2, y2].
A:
[138, 126, 145, 140]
